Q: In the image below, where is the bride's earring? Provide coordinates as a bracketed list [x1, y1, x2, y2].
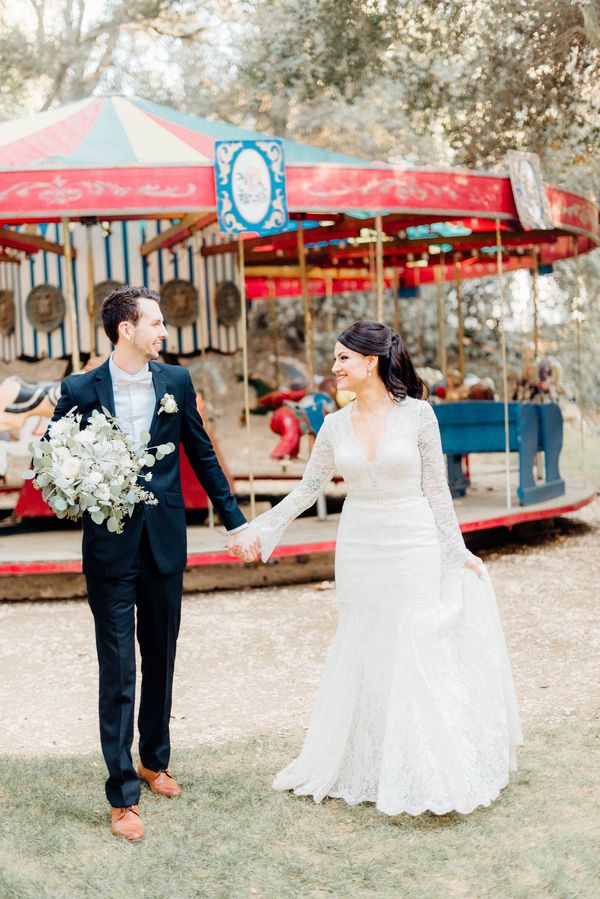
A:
[367, 367, 373, 377]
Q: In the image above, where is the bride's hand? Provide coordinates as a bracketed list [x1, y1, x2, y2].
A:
[225, 530, 262, 563]
[465, 555, 484, 578]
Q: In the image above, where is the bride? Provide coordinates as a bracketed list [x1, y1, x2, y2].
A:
[227, 320, 522, 816]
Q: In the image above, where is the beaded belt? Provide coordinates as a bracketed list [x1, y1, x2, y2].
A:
[345, 486, 423, 503]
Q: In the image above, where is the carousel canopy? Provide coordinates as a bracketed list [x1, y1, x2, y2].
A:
[0, 94, 597, 257]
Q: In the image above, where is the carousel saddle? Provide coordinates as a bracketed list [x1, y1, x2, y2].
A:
[5, 377, 61, 414]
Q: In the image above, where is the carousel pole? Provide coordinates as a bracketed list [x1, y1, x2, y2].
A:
[296, 222, 315, 390]
[85, 222, 96, 357]
[61, 217, 81, 373]
[434, 257, 447, 375]
[267, 278, 281, 388]
[192, 230, 209, 377]
[573, 238, 585, 467]
[238, 236, 256, 519]
[531, 245, 540, 358]
[325, 274, 334, 335]
[453, 254, 465, 380]
[192, 228, 214, 528]
[375, 211, 384, 323]
[414, 263, 423, 358]
[495, 219, 512, 512]
[391, 268, 400, 332]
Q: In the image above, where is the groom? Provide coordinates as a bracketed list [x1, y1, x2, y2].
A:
[47, 285, 260, 841]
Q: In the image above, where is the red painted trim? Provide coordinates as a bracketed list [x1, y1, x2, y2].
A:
[0, 559, 83, 576]
[1, 493, 594, 577]
[460, 493, 596, 532]
[0, 165, 595, 243]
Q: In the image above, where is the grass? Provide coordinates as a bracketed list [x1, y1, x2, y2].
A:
[1, 722, 599, 899]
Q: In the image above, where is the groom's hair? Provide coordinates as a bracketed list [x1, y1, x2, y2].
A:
[101, 285, 161, 344]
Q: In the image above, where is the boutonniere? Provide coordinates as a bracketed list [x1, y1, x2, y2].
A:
[157, 393, 178, 415]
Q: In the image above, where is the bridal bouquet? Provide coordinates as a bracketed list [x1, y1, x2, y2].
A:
[24, 409, 176, 534]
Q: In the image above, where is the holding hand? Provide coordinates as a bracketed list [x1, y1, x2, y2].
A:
[465, 554, 484, 578]
[226, 529, 262, 563]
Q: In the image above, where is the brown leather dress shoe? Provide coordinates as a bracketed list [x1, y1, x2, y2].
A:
[111, 805, 145, 841]
[138, 763, 182, 797]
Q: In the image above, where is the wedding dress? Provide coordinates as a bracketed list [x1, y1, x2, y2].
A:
[251, 397, 522, 816]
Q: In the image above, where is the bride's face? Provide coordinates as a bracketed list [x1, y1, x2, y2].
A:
[332, 342, 375, 392]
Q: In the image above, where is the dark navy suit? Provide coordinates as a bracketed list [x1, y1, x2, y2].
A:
[49, 359, 246, 806]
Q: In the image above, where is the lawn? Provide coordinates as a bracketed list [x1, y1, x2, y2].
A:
[1, 722, 599, 899]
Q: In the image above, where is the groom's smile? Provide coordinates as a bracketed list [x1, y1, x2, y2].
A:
[119, 298, 169, 365]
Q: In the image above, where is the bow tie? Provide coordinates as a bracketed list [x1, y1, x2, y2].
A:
[115, 370, 153, 389]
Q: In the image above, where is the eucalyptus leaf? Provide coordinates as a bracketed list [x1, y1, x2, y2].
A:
[53, 497, 67, 511]
[107, 517, 119, 533]
[90, 510, 105, 525]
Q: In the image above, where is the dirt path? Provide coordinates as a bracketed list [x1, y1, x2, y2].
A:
[1, 501, 599, 756]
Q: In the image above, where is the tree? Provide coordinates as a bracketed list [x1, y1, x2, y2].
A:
[0, 0, 202, 117]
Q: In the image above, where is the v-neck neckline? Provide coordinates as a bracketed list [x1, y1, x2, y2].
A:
[348, 400, 396, 464]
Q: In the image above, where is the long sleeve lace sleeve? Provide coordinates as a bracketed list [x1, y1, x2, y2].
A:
[418, 401, 471, 572]
[250, 416, 336, 562]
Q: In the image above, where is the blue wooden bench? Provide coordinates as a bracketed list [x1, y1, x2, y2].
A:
[433, 401, 565, 506]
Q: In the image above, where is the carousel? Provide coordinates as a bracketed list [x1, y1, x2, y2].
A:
[0, 95, 596, 598]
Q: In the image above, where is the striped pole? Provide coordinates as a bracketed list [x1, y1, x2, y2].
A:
[296, 223, 315, 390]
[238, 237, 256, 518]
[375, 210, 384, 323]
[61, 218, 81, 372]
[495, 219, 512, 512]
[453, 255, 465, 380]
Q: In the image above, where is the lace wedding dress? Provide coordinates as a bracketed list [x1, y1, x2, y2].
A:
[250, 397, 522, 816]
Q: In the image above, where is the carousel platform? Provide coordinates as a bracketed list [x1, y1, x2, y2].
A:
[0, 468, 595, 600]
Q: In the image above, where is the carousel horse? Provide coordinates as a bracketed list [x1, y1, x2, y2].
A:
[0, 376, 61, 432]
[270, 391, 337, 460]
[0, 356, 107, 434]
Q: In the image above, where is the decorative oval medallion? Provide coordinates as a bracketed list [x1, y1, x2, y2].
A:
[231, 148, 271, 224]
[160, 279, 198, 327]
[26, 284, 65, 332]
[215, 280, 241, 327]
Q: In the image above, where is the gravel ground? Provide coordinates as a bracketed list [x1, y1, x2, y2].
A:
[1, 500, 599, 757]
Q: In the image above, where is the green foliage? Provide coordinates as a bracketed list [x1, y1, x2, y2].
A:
[0, 723, 599, 897]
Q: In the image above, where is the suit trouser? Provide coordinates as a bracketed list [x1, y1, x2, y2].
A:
[86, 526, 183, 808]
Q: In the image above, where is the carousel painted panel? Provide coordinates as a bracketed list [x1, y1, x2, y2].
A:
[0, 220, 242, 362]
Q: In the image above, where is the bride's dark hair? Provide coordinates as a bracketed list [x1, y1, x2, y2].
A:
[337, 320, 428, 401]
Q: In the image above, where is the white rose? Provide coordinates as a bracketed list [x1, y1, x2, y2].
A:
[60, 456, 81, 480]
[48, 418, 73, 439]
[94, 483, 111, 503]
[158, 393, 178, 415]
[77, 429, 96, 445]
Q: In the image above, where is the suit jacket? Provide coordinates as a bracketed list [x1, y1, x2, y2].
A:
[47, 359, 246, 578]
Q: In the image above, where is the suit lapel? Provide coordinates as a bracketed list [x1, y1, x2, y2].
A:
[94, 360, 116, 417]
[149, 361, 167, 442]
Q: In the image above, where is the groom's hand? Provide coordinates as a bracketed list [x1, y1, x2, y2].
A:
[226, 531, 261, 563]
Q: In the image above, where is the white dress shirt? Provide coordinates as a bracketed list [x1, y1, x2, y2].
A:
[108, 354, 247, 535]
[109, 355, 155, 444]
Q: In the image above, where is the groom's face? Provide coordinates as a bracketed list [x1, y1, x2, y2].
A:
[125, 298, 168, 360]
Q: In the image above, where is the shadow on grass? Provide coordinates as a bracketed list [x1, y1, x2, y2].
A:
[1, 722, 599, 898]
